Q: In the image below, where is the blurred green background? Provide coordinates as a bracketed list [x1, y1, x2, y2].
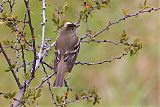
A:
[0, 0, 159, 107]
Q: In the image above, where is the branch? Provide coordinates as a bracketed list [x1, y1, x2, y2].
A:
[13, 1, 38, 106]
[24, 0, 36, 74]
[14, 45, 19, 72]
[81, 38, 118, 45]
[35, 72, 55, 90]
[61, 95, 95, 106]
[42, 61, 54, 70]
[35, 0, 47, 72]
[0, 43, 21, 88]
[83, 7, 160, 39]
[41, 64, 57, 106]
[12, 87, 25, 107]
[75, 52, 128, 66]
[7, 0, 16, 13]
[17, 37, 26, 74]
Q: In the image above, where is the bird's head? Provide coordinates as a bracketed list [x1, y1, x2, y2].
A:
[64, 22, 80, 28]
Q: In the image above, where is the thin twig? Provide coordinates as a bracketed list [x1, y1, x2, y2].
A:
[7, 0, 16, 13]
[0, 43, 21, 88]
[14, 45, 19, 72]
[81, 39, 118, 45]
[35, 72, 55, 90]
[24, 0, 36, 74]
[75, 52, 128, 66]
[17, 37, 26, 74]
[41, 64, 57, 106]
[91, 7, 160, 39]
[42, 61, 54, 70]
[61, 95, 95, 106]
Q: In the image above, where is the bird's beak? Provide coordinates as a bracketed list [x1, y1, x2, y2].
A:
[75, 24, 80, 28]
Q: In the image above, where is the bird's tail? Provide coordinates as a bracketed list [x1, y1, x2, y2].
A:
[53, 70, 65, 87]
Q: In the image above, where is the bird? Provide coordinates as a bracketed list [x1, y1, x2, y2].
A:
[53, 22, 80, 87]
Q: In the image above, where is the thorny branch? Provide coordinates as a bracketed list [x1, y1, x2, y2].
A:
[75, 52, 128, 66]
[91, 7, 160, 39]
[36, 0, 47, 71]
[82, 38, 118, 45]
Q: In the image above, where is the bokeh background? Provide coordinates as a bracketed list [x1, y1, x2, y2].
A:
[0, 0, 159, 107]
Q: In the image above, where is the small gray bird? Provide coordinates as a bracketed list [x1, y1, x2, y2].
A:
[53, 22, 80, 87]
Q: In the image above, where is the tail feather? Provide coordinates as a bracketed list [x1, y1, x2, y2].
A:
[53, 72, 65, 87]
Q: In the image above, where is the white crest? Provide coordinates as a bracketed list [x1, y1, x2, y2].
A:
[64, 22, 72, 27]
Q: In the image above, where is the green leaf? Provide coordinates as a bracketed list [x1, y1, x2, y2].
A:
[10, 64, 15, 70]
[122, 8, 130, 16]
[93, 95, 101, 105]
[94, 0, 101, 9]
[91, 88, 97, 96]
[10, 92, 16, 99]
[56, 95, 63, 104]
[144, 0, 147, 6]
[23, 72, 31, 80]
[3, 94, 9, 99]
[2, 12, 8, 19]
[62, 2, 68, 13]
[130, 49, 134, 56]
[3, 92, 16, 99]
[5, 69, 10, 72]
[36, 89, 41, 98]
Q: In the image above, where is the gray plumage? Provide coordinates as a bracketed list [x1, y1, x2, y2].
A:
[53, 22, 80, 87]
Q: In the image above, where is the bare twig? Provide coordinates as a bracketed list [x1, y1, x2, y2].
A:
[14, 45, 19, 72]
[35, 72, 55, 90]
[7, 0, 16, 13]
[75, 52, 128, 66]
[82, 39, 118, 45]
[24, 0, 36, 74]
[42, 61, 54, 70]
[17, 37, 26, 74]
[41, 64, 57, 106]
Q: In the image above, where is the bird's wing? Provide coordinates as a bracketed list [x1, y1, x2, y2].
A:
[64, 36, 80, 72]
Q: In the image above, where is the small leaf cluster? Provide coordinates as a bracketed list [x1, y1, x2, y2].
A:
[0, 12, 18, 31]
[138, 0, 150, 10]
[2, 39, 15, 46]
[54, 88, 100, 106]
[21, 88, 41, 106]
[80, 0, 110, 21]
[77, 88, 101, 105]
[52, 2, 68, 30]
[120, 30, 142, 56]
[5, 64, 15, 72]
[122, 8, 130, 16]
[3, 92, 16, 99]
